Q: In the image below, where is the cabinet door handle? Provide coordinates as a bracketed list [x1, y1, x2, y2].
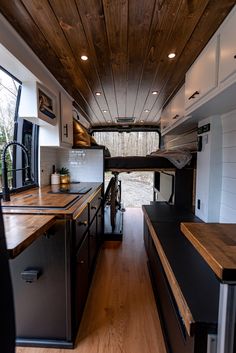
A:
[21, 270, 40, 283]
[91, 206, 97, 210]
[78, 220, 88, 226]
[63, 124, 68, 137]
[172, 114, 179, 120]
[79, 260, 85, 264]
[188, 91, 200, 100]
[98, 196, 103, 200]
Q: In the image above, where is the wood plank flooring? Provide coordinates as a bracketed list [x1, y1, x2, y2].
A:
[16, 208, 167, 353]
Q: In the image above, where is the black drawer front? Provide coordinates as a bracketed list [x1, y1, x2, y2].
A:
[75, 206, 88, 249]
[89, 190, 102, 222]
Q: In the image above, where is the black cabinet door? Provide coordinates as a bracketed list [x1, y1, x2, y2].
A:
[74, 234, 89, 333]
[96, 208, 103, 247]
[10, 220, 68, 340]
[89, 218, 97, 273]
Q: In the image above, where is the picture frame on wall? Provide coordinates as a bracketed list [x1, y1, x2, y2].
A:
[37, 83, 57, 125]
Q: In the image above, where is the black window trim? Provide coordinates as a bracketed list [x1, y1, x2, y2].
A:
[0, 67, 39, 197]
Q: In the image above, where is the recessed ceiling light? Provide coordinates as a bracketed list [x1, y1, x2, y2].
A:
[108, 120, 111, 123]
[81, 55, 88, 61]
[102, 109, 108, 113]
[152, 91, 158, 95]
[144, 109, 150, 113]
[140, 120, 144, 123]
[95, 92, 101, 96]
[168, 53, 176, 59]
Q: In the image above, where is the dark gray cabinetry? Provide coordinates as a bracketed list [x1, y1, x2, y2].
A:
[97, 208, 103, 247]
[10, 220, 72, 347]
[74, 233, 89, 331]
[143, 203, 219, 353]
[73, 189, 103, 338]
[89, 217, 97, 273]
[10, 188, 104, 348]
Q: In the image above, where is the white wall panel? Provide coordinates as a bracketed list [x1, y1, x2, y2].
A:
[220, 109, 236, 222]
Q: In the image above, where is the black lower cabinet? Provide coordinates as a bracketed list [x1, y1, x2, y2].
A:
[74, 234, 89, 333]
[143, 204, 219, 353]
[10, 200, 104, 348]
[149, 237, 195, 353]
[89, 217, 98, 274]
[96, 209, 103, 247]
[10, 220, 71, 347]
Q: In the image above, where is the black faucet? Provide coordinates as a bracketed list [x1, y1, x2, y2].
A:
[1, 141, 31, 202]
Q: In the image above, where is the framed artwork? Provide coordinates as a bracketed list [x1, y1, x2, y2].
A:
[37, 84, 57, 125]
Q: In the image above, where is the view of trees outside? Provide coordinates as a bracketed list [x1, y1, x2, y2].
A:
[0, 69, 21, 190]
[105, 171, 154, 208]
[97, 131, 159, 207]
[94, 131, 159, 156]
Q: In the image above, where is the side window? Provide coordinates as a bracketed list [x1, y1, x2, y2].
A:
[0, 67, 38, 193]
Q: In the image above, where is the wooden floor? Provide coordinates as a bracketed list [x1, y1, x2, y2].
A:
[16, 208, 167, 353]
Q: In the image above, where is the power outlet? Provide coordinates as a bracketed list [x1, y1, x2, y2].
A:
[197, 199, 201, 210]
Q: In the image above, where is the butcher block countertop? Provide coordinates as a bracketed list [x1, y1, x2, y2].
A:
[2, 182, 102, 220]
[4, 214, 56, 259]
[2, 182, 102, 258]
[181, 223, 236, 282]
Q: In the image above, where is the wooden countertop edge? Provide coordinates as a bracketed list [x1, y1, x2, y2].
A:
[180, 223, 224, 280]
[8, 216, 56, 259]
[142, 207, 195, 336]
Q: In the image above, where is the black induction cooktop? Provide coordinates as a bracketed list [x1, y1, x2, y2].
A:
[48, 184, 92, 194]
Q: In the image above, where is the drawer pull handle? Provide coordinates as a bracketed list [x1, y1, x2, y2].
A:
[172, 114, 179, 120]
[188, 90, 199, 100]
[21, 269, 40, 283]
[91, 206, 97, 210]
[78, 220, 88, 226]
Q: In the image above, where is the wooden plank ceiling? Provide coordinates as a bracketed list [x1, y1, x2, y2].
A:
[0, 0, 235, 128]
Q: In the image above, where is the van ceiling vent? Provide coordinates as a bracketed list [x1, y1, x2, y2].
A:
[116, 117, 135, 123]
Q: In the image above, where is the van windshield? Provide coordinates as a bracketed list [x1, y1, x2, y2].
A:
[93, 131, 159, 157]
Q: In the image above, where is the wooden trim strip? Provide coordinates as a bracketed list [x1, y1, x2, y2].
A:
[142, 207, 195, 336]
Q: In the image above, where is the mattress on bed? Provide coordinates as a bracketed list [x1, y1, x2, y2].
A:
[105, 156, 175, 170]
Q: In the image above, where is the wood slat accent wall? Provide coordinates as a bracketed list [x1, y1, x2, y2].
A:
[1, 0, 235, 126]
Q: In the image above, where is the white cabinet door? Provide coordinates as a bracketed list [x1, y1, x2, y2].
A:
[161, 85, 185, 133]
[161, 104, 171, 132]
[60, 92, 73, 145]
[170, 85, 185, 123]
[219, 8, 236, 84]
[185, 36, 218, 109]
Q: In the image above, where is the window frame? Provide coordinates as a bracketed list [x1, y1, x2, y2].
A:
[0, 66, 39, 197]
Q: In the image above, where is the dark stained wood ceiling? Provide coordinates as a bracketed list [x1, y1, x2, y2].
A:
[1, 0, 235, 127]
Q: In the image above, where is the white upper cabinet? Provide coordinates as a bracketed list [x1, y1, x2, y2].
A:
[60, 91, 73, 146]
[170, 85, 185, 122]
[219, 8, 236, 84]
[185, 36, 218, 109]
[161, 85, 185, 133]
[19, 81, 58, 126]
